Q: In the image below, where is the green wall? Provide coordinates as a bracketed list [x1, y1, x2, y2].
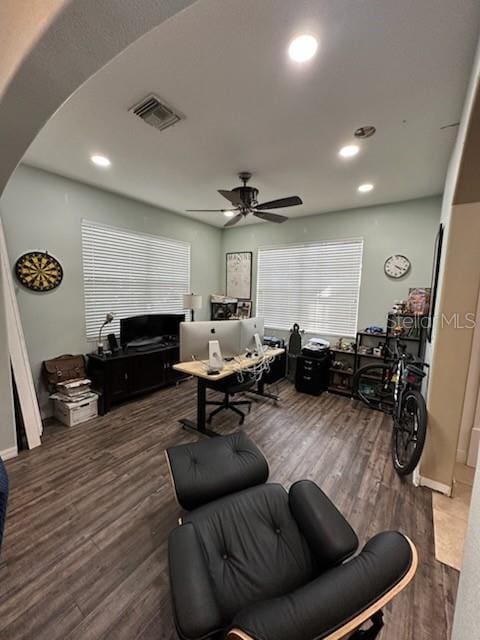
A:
[221, 196, 441, 337]
[0, 164, 441, 423]
[0, 165, 223, 415]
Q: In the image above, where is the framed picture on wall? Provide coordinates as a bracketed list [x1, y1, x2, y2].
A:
[428, 223, 444, 342]
[407, 287, 431, 316]
[237, 300, 252, 319]
[226, 252, 252, 300]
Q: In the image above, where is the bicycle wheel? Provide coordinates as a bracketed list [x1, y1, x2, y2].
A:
[352, 363, 394, 412]
[392, 389, 427, 476]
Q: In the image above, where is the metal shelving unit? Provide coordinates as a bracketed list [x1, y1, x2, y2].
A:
[328, 347, 356, 396]
[328, 313, 427, 398]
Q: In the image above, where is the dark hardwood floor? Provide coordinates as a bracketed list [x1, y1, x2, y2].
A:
[0, 379, 458, 640]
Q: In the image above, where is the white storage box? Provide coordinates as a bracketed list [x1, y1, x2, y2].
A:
[52, 392, 98, 427]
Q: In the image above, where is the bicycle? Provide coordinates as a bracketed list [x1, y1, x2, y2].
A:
[352, 339, 429, 476]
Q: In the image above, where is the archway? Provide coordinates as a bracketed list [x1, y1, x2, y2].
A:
[0, 0, 198, 453]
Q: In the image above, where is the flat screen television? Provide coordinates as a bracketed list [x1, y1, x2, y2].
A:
[120, 314, 185, 347]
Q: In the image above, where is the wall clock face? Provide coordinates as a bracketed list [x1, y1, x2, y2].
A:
[15, 251, 63, 292]
[384, 254, 411, 279]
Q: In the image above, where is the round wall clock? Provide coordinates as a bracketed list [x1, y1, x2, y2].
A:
[384, 254, 411, 279]
[15, 251, 63, 292]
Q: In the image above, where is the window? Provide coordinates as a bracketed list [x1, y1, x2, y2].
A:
[82, 220, 190, 339]
[256, 238, 363, 336]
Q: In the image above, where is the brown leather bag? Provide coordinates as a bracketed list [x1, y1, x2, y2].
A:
[42, 354, 87, 386]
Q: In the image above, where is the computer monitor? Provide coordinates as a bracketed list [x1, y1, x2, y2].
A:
[239, 317, 265, 351]
[120, 313, 184, 346]
[180, 320, 242, 361]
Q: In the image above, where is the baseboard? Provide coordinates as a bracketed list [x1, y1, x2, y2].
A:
[418, 475, 452, 496]
[0, 446, 18, 461]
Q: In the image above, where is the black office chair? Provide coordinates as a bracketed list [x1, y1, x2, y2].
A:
[206, 374, 256, 425]
[166, 433, 418, 640]
[0, 456, 9, 555]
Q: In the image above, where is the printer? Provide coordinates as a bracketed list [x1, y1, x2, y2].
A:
[302, 337, 330, 358]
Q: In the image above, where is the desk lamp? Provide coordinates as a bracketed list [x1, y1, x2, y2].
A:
[183, 293, 202, 322]
[98, 312, 114, 354]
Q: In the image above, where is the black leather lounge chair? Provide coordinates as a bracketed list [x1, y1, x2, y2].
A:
[166, 432, 417, 640]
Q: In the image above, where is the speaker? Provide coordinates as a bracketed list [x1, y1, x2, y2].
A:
[107, 333, 119, 352]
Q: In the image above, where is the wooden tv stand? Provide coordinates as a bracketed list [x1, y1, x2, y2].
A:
[88, 343, 184, 414]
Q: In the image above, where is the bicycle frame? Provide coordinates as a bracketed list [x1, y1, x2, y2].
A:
[354, 338, 429, 475]
[390, 341, 427, 425]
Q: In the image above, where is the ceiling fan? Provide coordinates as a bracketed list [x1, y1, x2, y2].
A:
[186, 172, 303, 227]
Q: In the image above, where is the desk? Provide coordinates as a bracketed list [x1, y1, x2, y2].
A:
[173, 348, 284, 436]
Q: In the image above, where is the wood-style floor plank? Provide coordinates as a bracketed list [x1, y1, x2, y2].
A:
[0, 379, 458, 639]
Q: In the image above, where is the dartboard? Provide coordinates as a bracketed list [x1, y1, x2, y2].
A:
[15, 251, 63, 292]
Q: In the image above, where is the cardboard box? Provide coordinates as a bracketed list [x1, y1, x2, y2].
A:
[52, 392, 98, 427]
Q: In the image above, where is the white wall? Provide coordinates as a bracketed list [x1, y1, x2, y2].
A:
[420, 36, 480, 492]
[0, 165, 222, 416]
[221, 196, 440, 338]
[0, 0, 68, 96]
[448, 37, 480, 640]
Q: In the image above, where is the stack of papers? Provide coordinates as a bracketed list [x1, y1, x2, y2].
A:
[54, 378, 92, 402]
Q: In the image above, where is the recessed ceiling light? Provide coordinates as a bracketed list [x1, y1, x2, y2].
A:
[224, 210, 235, 218]
[90, 154, 111, 168]
[288, 34, 318, 62]
[339, 145, 360, 158]
[358, 183, 374, 193]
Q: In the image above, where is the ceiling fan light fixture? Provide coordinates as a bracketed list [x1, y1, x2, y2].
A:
[188, 173, 303, 226]
[288, 34, 318, 62]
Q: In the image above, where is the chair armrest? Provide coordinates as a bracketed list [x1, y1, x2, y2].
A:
[169, 523, 224, 640]
[228, 532, 417, 640]
[289, 480, 358, 569]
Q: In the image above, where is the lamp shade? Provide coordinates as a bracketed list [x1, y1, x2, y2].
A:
[183, 293, 202, 310]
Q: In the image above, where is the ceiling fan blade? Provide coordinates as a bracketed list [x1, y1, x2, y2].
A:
[255, 196, 303, 210]
[186, 208, 239, 212]
[224, 213, 244, 228]
[218, 189, 243, 206]
[253, 211, 288, 223]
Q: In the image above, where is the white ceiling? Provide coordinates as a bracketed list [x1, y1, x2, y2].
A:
[24, 0, 480, 228]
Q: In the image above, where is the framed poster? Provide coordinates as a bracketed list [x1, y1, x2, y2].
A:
[226, 252, 252, 300]
[408, 288, 431, 316]
[428, 224, 444, 342]
[237, 300, 252, 319]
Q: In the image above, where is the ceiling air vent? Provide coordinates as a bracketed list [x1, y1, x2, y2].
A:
[130, 95, 183, 132]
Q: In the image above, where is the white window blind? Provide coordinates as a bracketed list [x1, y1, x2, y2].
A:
[256, 238, 363, 337]
[82, 220, 191, 339]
